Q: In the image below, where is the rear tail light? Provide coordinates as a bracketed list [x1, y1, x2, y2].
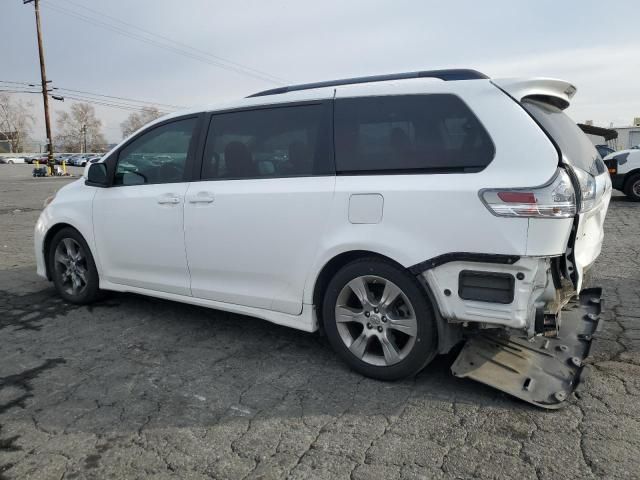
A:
[480, 168, 576, 218]
[572, 167, 597, 212]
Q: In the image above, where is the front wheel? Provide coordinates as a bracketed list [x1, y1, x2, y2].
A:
[48, 227, 101, 304]
[624, 173, 640, 202]
[322, 258, 438, 381]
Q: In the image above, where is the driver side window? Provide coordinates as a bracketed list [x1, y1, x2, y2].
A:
[114, 118, 196, 186]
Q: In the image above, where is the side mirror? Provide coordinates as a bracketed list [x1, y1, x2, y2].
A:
[85, 163, 109, 187]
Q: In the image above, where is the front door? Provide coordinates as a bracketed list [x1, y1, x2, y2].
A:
[184, 102, 335, 314]
[93, 117, 199, 296]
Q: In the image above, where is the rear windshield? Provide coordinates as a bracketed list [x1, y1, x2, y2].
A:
[334, 94, 495, 174]
[523, 99, 605, 175]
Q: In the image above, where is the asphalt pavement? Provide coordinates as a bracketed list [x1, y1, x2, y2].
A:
[0, 164, 639, 479]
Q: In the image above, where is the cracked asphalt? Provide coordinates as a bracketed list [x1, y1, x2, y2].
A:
[0, 164, 639, 479]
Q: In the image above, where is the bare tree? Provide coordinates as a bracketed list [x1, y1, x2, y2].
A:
[0, 93, 35, 153]
[56, 103, 106, 152]
[120, 107, 163, 139]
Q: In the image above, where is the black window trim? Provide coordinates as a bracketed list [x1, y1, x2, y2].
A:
[103, 112, 206, 188]
[333, 92, 496, 176]
[192, 99, 336, 183]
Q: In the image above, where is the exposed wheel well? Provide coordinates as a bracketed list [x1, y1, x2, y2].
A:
[312, 251, 401, 317]
[42, 223, 78, 280]
[312, 250, 461, 353]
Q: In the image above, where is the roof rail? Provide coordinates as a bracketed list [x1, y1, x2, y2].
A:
[247, 69, 489, 98]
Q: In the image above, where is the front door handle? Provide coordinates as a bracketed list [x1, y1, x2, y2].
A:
[157, 194, 181, 205]
[188, 191, 215, 204]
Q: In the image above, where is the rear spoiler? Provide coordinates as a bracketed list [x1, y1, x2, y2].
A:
[491, 78, 577, 110]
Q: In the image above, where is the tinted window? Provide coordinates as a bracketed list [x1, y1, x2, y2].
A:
[334, 94, 494, 173]
[202, 104, 331, 180]
[523, 100, 603, 175]
[114, 118, 196, 186]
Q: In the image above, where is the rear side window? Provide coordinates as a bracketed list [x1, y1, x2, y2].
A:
[334, 94, 494, 174]
[523, 100, 605, 175]
[202, 103, 332, 180]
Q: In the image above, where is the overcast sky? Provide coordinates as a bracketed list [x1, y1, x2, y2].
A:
[2, 0, 639, 145]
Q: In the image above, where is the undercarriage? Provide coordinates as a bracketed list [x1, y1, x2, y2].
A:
[452, 287, 602, 408]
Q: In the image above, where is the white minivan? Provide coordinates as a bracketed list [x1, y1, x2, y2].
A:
[603, 148, 640, 201]
[35, 70, 611, 407]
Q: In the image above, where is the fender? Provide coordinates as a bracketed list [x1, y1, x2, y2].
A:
[36, 181, 101, 278]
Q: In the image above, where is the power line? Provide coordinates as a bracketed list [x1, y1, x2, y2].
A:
[0, 89, 41, 94]
[1, 88, 171, 113]
[57, 94, 173, 113]
[54, 0, 288, 85]
[42, 2, 286, 85]
[1, 80, 182, 110]
[54, 87, 184, 109]
[63, 96, 165, 112]
[0, 80, 40, 87]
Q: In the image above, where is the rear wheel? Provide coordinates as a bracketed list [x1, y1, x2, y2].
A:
[322, 258, 437, 380]
[48, 228, 101, 304]
[624, 173, 640, 201]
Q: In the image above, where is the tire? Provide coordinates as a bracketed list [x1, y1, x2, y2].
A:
[48, 227, 101, 304]
[322, 257, 438, 381]
[8, 160, 13, 164]
[624, 173, 640, 202]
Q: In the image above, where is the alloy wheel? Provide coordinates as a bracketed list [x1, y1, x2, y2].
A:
[334, 275, 418, 366]
[53, 238, 89, 296]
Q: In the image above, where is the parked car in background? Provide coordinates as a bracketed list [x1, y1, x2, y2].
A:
[30, 155, 51, 165]
[55, 154, 74, 165]
[35, 69, 611, 408]
[596, 144, 615, 159]
[604, 148, 640, 201]
[68, 155, 90, 167]
[0, 156, 26, 164]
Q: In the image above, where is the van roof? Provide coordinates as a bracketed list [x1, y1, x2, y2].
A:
[147, 72, 576, 134]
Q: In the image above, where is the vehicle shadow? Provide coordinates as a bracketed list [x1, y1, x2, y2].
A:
[608, 191, 639, 203]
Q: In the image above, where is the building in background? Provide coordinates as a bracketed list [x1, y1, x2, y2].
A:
[613, 117, 640, 150]
[582, 117, 640, 150]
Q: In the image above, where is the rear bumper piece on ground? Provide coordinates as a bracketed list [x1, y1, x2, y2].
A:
[451, 287, 602, 409]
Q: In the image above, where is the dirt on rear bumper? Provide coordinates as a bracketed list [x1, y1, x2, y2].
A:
[451, 287, 603, 409]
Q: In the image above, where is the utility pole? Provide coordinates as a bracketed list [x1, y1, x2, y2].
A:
[24, 0, 54, 171]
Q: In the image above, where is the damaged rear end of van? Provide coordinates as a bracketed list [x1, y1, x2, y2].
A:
[429, 78, 612, 408]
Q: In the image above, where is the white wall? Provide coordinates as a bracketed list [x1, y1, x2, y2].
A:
[615, 127, 640, 149]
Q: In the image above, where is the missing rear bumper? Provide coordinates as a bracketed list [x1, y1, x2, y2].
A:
[451, 287, 602, 409]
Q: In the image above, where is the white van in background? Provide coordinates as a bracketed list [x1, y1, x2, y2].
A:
[604, 148, 640, 201]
